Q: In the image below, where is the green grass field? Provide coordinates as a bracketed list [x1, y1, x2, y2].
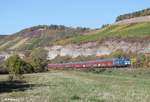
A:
[0, 68, 150, 102]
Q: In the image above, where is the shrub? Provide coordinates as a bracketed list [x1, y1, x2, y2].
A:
[28, 48, 48, 72]
[21, 62, 34, 73]
[5, 55, 26, 80]
[71, 95, 81, 100]
[110, 49, 127, 58]
[129, 53, 150, 68]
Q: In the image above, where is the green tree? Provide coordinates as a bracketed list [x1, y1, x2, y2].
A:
[110, 49, 127, 58]
[137, 54, 146, 67]
[116, 8, 150, 21]
[101, 24, 110, 28]
[5, 55, 25, 80]
[29, 48, 48, 72]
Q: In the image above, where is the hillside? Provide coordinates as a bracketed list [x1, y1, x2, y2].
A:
[0, 22, 150, 57]
[116, 8, 150, 21]
[0, 25, 90, 51]
[0, 9, 150, 55]
[45, 22, 150, 59]
[0, 35, 7, 45]
[55, 22, 150, 45]
[0, 35, 7, 39]
[1, 22, 150, 49]
[114, 16, 150, 25]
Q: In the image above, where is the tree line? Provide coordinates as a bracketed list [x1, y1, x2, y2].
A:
[16, 24, 90, 35]
[116, 8, 150, 22]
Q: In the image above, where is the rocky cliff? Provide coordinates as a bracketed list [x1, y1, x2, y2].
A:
[47, 39, 150, 60]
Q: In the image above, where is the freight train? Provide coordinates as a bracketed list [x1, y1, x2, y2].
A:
[48, 58, 131, 69]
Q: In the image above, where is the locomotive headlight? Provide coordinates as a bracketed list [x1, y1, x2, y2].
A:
[125, 61, 130, 65]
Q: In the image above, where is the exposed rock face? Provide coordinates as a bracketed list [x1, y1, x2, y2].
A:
[47, 40, 150, 60]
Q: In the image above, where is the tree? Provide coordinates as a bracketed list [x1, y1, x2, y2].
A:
[101, 24, 110, 28]
[28, 48, 48, 72]
[5, 55, 26, 80]
[110, 49, 127, 58]
[116, 8, 150, 21]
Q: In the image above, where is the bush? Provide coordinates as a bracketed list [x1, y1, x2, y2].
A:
[29, 57, 47, 72]
[71, 95, 81, 100]
[28, 48, 48, 72]
[5, 55, 26, 80]
[21, 62, 34, 73]
[110, 49, 127, 58]
[145, 56, 150, 68]
[127, 52, 150, 68]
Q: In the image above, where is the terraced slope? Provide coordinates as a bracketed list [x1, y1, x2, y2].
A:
[0, 22, 150, 51]
[0, 25, 89, 51]
[55, 22, 150, 45]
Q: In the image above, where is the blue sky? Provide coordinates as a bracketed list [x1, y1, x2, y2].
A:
[0, 0, 150, 35]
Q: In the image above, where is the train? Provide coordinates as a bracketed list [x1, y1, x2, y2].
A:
[48, 58, 131, 69]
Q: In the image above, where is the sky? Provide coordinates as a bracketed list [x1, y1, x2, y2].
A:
[0, 0, 150, 35]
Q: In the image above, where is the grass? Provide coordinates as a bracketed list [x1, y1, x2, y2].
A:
[0, 68, 150, 102]
[55, 22, 150, 45]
